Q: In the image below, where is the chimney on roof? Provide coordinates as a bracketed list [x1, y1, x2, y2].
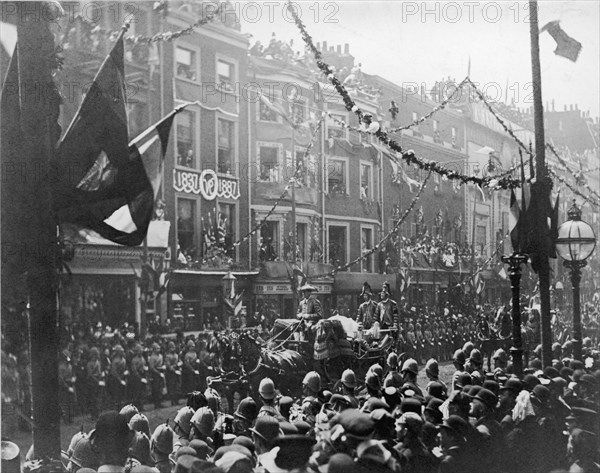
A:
[564, 105, 568, 111]
[552, 99, 555, 111]
[316, 42, 321, 50]
[323, 41, 328, 52]
[330, 46, 334, 52]
[344, 43, 349, 54]
[337, 45, 341, 54]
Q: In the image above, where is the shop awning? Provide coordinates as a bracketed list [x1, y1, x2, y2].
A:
[333, 272, 397, 294]
[173, 269, 260, 276]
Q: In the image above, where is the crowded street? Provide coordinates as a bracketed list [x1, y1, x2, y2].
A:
[1, 1, 600, 473]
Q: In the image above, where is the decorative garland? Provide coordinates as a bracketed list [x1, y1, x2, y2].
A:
[287, 3, 521, 190]
[547, 143, 600, 201]
[387, 80, 468, 133]
[466, 78, 534, 159]
[207, 115, 325, 261]
[309, 171, 432, 279]
[547, 166, 599, 208]
[467, 78, 600, 207]
[69, 3, 223, 44]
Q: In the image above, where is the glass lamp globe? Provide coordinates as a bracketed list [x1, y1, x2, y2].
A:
[555, 201, 596, 262]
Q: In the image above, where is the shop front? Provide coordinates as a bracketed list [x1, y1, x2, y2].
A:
[254, 262, 334, 322]
[169, 269, 258, 331]
[332, 273, 398, 318]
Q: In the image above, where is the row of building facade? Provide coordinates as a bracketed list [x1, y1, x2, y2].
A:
[3, 1, 597, 335]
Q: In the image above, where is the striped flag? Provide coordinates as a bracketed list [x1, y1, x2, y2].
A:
[53, 33, 184, 246]
[57, 109, 180, 246]
[224, 290, 245, 316]
[508, 189, 521, 253]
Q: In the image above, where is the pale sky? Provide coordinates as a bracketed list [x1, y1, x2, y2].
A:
[236, 0, 600, 118]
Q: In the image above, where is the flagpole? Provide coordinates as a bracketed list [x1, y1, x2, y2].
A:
[528, 0, 553, 368]
[57, 22, 130, 146]
[291, 124, 298, 310]
[16, 3, 63, 459]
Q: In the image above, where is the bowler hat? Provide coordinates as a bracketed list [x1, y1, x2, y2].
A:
[499, 378, 523, 394]
[439, 415, 469, 439]
[474, 388, 497, 410]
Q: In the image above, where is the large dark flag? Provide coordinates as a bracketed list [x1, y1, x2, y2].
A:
[57, 109, 179, 246]
[54, 33, 183, 246]
[541, 21, 582, 62]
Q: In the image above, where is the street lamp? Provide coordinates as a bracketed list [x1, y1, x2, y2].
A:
[555, 200, 597, 361]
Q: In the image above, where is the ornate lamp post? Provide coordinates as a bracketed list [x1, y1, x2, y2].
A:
[555, 200, 596, 361]
[501, 253, 528, 378]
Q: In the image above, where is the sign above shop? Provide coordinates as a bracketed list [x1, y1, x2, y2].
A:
[255, 282, 332, 295]
[173, 169, 240, 200]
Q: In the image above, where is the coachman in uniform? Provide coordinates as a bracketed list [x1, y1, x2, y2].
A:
[357, 282, 377, 330]
[297, 284, 323, 353]
[375, 282, 399, 335]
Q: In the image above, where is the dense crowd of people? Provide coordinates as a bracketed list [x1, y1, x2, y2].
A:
[12, 344, 600, 473]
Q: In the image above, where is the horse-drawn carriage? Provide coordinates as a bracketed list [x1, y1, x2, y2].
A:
[269, 316, 395, 381]
[205, 315, 400, 410]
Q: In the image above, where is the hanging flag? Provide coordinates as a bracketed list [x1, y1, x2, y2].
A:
[291, 264, 307, 291]
[508, 189, 521, 252]
[53, 33, 130, 207]
[57, 110, 180, 246]
[53, 30, 185, 246]
[0, 21, 16, 57]
[540, 21, 582, 62]
[549, 192, 560, 258]
[476, 277, 485, 295]
[258, 91, 294, 127]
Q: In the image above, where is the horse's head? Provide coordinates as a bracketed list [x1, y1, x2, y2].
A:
[237, 332, 261, 372]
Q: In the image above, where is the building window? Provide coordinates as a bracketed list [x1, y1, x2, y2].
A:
[218, 202, 236, 258]
[217, 59, 234, 91]
[297, 222, 307, 262]
[176, 110, 196, 168]
[327, 113, 346, 139]
[328, 225, 348, 267]
[217, 119, 235, 175]
[412, 112, 422, 136]
[476, 224, 487, 254]
[177, 198, 196, 259]
[361, 227, 373, 272]
[259, 94, 280, 122]
[433, 119, 442, 143]
[258, 145, 280, 182]
[291, 100, 305, 124]
[327, 158, 347, 194]
[360, 162, 373, 200]
[451, 126, 460, 149]
[176, 46, 197, 81]
[260, 221, 279, 262]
